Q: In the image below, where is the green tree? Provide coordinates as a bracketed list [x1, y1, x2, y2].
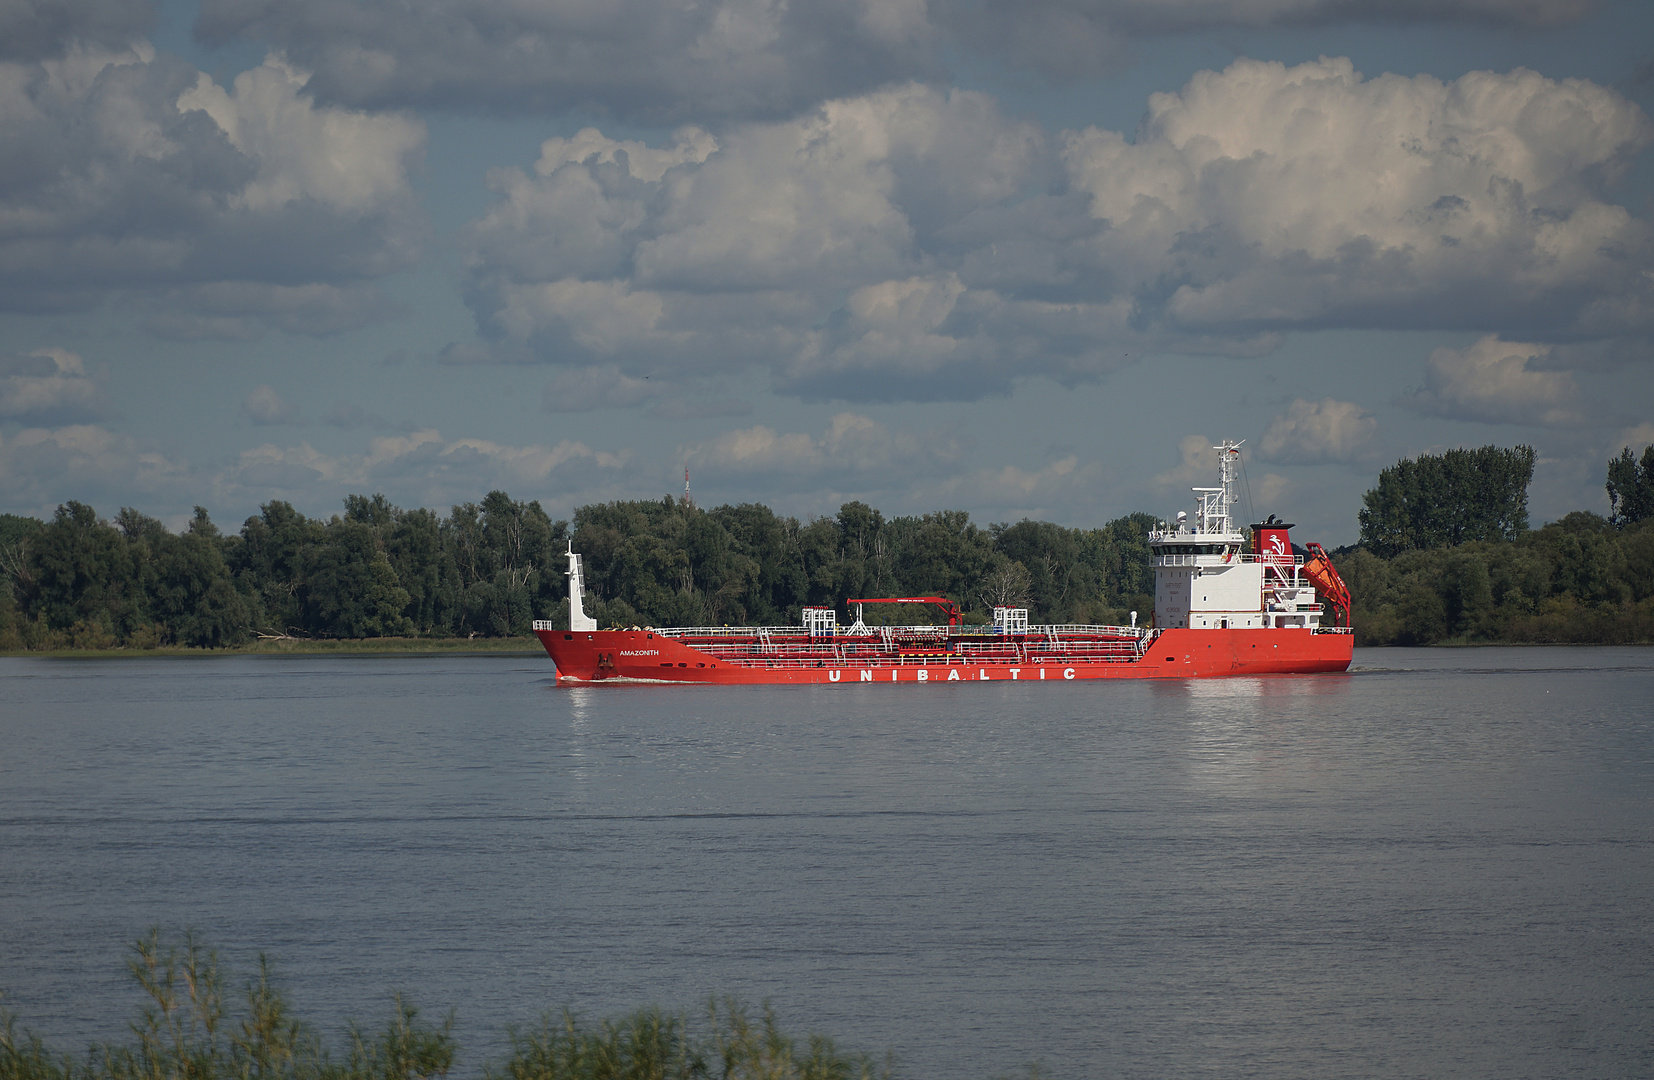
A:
[387, 508, 459, 635]
[303, 520, 385, 638]
[1606, 445, 1654, 527]
[231, 501, 326, 636]
[23, 502, 138, 637]
[151, 508, 251, 647]
[1358, 445, 1535, 557]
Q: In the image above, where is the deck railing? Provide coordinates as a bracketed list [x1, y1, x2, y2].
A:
[1153, 553, 1302, 567]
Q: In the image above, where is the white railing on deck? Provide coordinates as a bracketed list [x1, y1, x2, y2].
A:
[588, 621, 1150, 640]
[1154, 553, 1302, 567]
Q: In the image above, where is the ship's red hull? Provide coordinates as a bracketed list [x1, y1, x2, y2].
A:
[534, 626, 1352, 684]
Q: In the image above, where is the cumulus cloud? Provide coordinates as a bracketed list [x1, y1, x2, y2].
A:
[1063, 57, 1654, 340]
[1257, 398, 1378, 464]
[0, 423, 189, 511]
[240, 385, 305, 426]
[217, 429, 632, 510]
[0, 45, 425, 331]
[927, 454, 1099, 517]
[685, 412, 963, 480]
[674, 412, 1118, 520]
[1154, 434, 1221, 489]
[461, 84, 1104, 399]
[0, 349, 109, 424]
[1406, 335, 1582, 425]
[192, 0, 1589, 120]
[456, 60, 1653, 403]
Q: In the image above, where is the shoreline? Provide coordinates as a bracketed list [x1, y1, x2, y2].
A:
[0, 636, 546, 659]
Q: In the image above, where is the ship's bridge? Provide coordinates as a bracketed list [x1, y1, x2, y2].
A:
[1148, 439, 1322, 631]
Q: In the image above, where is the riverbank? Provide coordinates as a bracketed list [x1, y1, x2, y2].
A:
[0, 635, 546, 658]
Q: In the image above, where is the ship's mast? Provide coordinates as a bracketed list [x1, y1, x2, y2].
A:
[1191, 439, 1243, 536]
[567, 539, 597, 631]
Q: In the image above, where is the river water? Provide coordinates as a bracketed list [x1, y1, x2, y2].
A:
[1, 647, 1651, 1079]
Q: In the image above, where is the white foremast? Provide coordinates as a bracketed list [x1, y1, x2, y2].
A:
[566, 540, 597, 631]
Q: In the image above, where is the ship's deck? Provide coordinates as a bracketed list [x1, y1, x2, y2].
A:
[657, 624, 1152, 668]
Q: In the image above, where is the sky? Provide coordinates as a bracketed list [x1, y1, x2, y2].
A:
[2, 0, 1652, 545]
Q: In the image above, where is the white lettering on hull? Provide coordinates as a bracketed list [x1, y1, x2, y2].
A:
[947, 669, 960, 681]
[917, 669, 929, 681]
[861, 670, 873, 682]
[1064, 667, 1076, 679]
[1010, 668, 1020, 679]
[828, 670, 840, 682]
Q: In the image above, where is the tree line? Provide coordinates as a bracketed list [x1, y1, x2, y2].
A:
[1339, 443, 1654, 645]
[0, 492, 1160, 650]
[2, 442, 1650, 650]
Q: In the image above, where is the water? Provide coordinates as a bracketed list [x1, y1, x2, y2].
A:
[1, 647, 1651, 1079]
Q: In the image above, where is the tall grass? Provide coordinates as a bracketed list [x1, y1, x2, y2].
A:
[1, 931, 453, 1080]
[0, 934, 933, 1080]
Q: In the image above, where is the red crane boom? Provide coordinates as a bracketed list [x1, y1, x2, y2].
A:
[846, 596, 963, 627]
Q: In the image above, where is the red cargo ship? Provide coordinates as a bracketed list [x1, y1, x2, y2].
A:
[533, 440, 1353, 683]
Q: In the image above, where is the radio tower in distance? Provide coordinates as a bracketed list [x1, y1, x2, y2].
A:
[684, 465, 693, 510]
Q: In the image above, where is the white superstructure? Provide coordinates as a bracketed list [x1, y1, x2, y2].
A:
[1149, 440, 1324, 631]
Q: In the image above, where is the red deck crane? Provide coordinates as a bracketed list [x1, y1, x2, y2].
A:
[846, 596, 963, 627]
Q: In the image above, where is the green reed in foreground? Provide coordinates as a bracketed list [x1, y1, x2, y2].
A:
[0, 932, 942, 1080]
[0, 931, 453, 1080]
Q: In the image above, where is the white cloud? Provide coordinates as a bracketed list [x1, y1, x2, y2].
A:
[1257, 398, 1377, 464]
[457, 60, 1653, 403]
[928, 455, 1097, 516]
[177, 55, 423, 214]
[217, 429, 633, 511]
[1064, 58, 1654, 338]
[0, 44, 424, 329]
[0, 424, 191, 511]
[685, 412, 963, 479]
[0, 349, 108, 424]
[1612, 423, 1654, 455]
[534, 126, 718, 184]
[240, 385, 305, 426]
[1407, 335, 1581, 426]
[1154, 434, 1218, 489]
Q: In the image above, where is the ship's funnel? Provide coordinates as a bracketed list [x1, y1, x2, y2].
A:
[1251, 514, 1295, 561]
[567, 541, 597, 631]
